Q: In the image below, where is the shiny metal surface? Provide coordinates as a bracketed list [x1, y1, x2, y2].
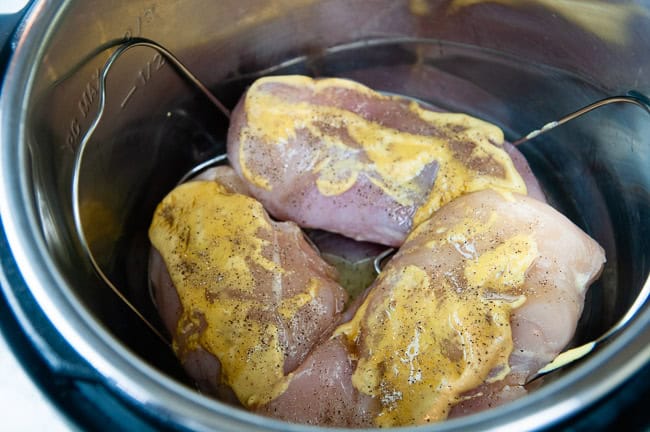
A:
[0, 0, 649, 431]
[513, 94, 650, 146]
[531, 260, 650, 382]
[71, 37, 232, 346]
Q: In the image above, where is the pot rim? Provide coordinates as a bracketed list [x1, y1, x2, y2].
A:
[0, 2, 649, 431]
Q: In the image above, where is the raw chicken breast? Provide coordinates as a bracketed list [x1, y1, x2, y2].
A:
[148, 176, 348, 408]
[227, 75, 530, 246]
[504, 141, 546, 202]
[192, 164, 251, 194]
[260, 189, 604, 427]
[256, 337, 377, 427]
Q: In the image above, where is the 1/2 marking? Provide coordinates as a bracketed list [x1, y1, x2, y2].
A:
[120, 52, 166, 109]
[63, 5, 159, 152]
[120, 86, 138, 109]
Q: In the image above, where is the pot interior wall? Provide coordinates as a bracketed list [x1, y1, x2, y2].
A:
[12, 0, 650, 426]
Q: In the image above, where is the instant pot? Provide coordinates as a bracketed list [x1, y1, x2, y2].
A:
[1, 1, 649, 431]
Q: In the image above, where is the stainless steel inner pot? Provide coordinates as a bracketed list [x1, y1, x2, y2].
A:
[1, 1, 649, 430]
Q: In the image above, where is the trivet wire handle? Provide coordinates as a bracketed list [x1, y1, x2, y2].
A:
[71, 38, 230, 345]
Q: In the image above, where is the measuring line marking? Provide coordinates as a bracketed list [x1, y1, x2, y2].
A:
[121, 86, 138, 109]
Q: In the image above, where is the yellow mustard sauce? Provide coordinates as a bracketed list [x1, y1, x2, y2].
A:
[335, 212, 535, 426]
[149, 181, 319, 407]
[536, 341, 596, 375]
[238, 75, 526, 227]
